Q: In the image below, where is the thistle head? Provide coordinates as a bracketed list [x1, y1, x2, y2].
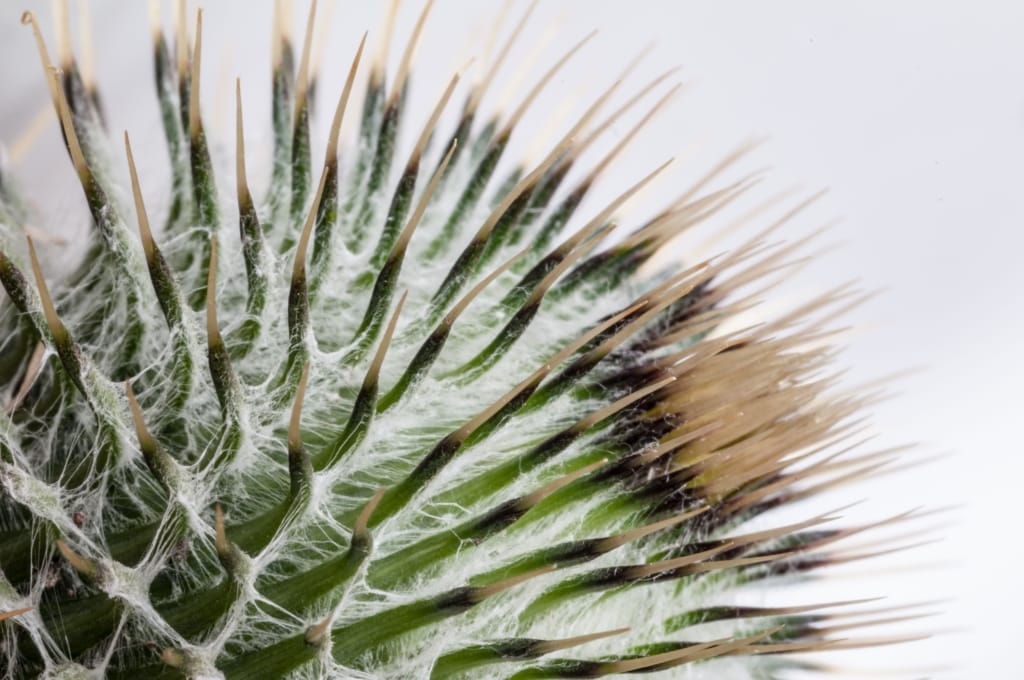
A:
[0, 2, 932, 678]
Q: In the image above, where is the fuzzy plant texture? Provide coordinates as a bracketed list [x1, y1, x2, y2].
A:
[0, 2, 927, 679]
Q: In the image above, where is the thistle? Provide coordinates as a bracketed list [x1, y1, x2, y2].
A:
[0, 2, 929, 678]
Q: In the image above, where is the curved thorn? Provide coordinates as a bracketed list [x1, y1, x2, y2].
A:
[324, 32, 367, 169]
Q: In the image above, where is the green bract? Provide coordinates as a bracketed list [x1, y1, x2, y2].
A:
[0, 2, 923, 678]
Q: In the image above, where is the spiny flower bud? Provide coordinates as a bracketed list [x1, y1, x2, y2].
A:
[0, 2, 930, 678]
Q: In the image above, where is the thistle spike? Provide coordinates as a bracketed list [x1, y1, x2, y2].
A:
[5, 342, 46, 414]
[287, 363, 313, 499]
[78, 0, 100, 100]
[465, 0, 537, 118]
[231, 79, 268, 355]
[386, 0, 434, 110]
[175, 0, 188, 83]
[308, 32, 366, 288]
[125, 131, 187, 331]
[0, 608, 32, 623]
[369, 0, 400, 92]
[350, 140, 456, 351]
[293, 0, 317, 121]
[56, 540, 97, 580]
[125, 381, 180, 491]
[53, 0, 73, 72]
[205, 237, 239, 416]
[25, 236, 68, 349]
[287, 0, 317, 226]
[214, 504, 246, 574]
[20, 12, 60, 111]
[324, 33, 366, 171]
[378, 244, 530, 411]
[304, 613, 332, 648]
[370, 75, 460, 268]
[500, 30, 597, 138]
[187, 9, 203, 140]
[320, 292, 407, 469]
[429, 76, 617, 314]
[0, 5, 929, 677]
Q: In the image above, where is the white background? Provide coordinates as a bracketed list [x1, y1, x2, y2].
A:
[2, 2, 1022, 678]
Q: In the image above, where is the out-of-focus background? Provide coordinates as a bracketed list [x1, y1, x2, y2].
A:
[2, 2, 1021, 677]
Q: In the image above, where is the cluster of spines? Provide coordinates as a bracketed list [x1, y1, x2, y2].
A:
[0, 1, 931, 678]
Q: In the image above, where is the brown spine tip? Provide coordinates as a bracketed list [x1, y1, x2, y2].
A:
[370, 0, 400, 88]
[325, 32, 367, 168]
[175, 0, 188, 80]
[21, 11, 53, 74]
[214, 503, 230, 559]
[518, 458, 607, 510]
[442, 244, 529, 330]
[386, 0, 434, 109]
[292, 169, 329, 284]
[25, 235, 68, 346]
[533, 626, 630, 655]
[409, 74, 460, 167]
[21, 13, 89, 179]
[365, 291, 407, 390]
[465, 0, 537, 116]
[389, 140, 457, 260]
[305, 614, 332, 647]
[54, 0, 73, 70]
[293, 0, 317, 118]
[471, 566, 556, 604]
[124, 132, 156, 259]
[125, 381, 157, 454]
[188, 8, 203, 138]
[6, 342, 46, 414]
[160, 647, 186, 668]
[55, 540, 97, 579]
[354, 488, 387, 539]
[149, 0, 162, 40]
[502, 29, 598, 135]
[235, 78, 251, 205]
[288, 363, 310, 456]
[78, 0, 98, 93]
[0, 607, 32, 623]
